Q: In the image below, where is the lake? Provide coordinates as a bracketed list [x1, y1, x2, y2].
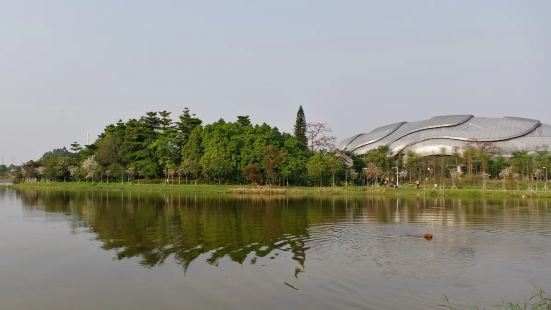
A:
[1, 188, 550, 309]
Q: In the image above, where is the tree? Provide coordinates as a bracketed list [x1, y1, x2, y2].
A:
[21, 160, 41, 181]
[107, 164, 123, 183]
[237, 115, 252, 127]
[182, 126, 203, 162]
[262, 146, 287, 185]
[164, 166, 176, 184]
[55, 156, 71, 181]
[475, 143, 494, 173]
[119, 118, 159, 178]
[306, 122, 336, 151]
[449, 167, 463, 189]
[462, 144, 477, 178]
[498, 166, 512, 190]
[242, 163, 261, 185]
[307, 153, 326, 187]
[405, 150, 421, 182]
[450, 146, 463, 168]
[510, 150, 533, 180]
[439, 147, 448, 185]
[363, 145, 392, 176]
[95, 135, 121, 166]
[463, 142, 499, 179]
[81, 156, 99, 182]
[202, 158, 233, 184]
[490, 155, 507, 178]
[279, 135, 311, 186]
[105, 169, 113, 183]
[175, 108, 202, 152]
[70, 142, 83, 153]
[43, 156, 59, 181]
[125, 166, 136, 183]
[181, 159, 201, 184]
[37, 166, 46, 181]
[69, 166, 80, 181]
[198, 119, 239, 183]
[240, 122, 283, 174]
[324, 154, 343, 187]
[22, 109, 322, 186]
[40, 147, 71, 161]
[150, 129, 179, 171]
[306, 153, 342, 187]
[365, 163, 383, 186]
[150, 111, 180, 170]
[534, 150, 551, 181]
[293, 106, 307, 146]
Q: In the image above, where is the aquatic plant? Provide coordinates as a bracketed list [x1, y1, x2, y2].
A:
[441, 283, 551, 310]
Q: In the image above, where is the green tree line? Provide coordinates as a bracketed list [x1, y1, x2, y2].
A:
[17, 107, 348, 186]
[13, 107, 551, 188]
[0, 164, 19, 177]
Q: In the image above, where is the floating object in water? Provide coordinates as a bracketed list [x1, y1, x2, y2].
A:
[284, 282, 299, 290]
[424, 233, 433, 240]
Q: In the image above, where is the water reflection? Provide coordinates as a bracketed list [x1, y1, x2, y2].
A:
[17, 191, 313, 271]
[14, 190, 551, 274]
[4, 189, 551, 309]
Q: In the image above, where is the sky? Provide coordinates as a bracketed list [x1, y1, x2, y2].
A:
[1, 0, 550, 165]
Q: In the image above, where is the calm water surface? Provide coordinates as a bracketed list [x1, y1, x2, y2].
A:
[1, 188, 551, 309]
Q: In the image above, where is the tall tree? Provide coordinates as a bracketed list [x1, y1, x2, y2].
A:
[120, 117, 159, 179]
[70, 142, 82, 153]
[182, 126, 203, 162]
[150, 111, 179, 169]
[293, 106, 307, 146]
[280, 134, 311, 186]
[95, 135, 121, 166]
[176, 108, 202, 151]
[236, 115, 252, 127]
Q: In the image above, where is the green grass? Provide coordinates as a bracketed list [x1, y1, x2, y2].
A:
[9, 182, 233, 194]
[8, 181, 551, 199]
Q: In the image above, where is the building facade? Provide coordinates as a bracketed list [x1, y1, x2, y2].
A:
[338, 115, 551, 157]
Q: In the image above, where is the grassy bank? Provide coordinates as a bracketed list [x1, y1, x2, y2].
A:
[8, 181, 551, 199]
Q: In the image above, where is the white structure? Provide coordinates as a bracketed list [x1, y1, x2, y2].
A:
[339, 115, 551, 157]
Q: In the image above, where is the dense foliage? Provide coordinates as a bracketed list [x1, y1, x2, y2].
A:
[12, 107, 551, 188]
[358, 144, 551, 187]
[16, 107, 348, 186]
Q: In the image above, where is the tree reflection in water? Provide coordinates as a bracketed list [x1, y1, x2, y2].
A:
[15, 190, 551, 275]
[17, 190, 312, 271]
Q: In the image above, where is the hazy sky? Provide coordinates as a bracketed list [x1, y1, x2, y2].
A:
[1, 0, 550, 164]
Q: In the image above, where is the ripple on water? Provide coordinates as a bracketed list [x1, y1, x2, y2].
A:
[3, 190, 551, 310]
[299, 217, 551, 309]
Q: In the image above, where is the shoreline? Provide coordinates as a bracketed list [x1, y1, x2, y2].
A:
[8, 182, 551, 199]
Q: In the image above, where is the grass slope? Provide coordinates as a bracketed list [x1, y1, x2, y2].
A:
[9, 182, 551, 199]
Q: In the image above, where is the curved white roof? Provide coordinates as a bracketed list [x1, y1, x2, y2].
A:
[339, 116, 551, 157]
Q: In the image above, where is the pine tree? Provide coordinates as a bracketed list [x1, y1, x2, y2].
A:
[294, 106, 307, 145]
[70, 142, 82, 153]
[176, 108, 202, 148]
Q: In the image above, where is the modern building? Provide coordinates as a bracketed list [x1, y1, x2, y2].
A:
[338, 115, 551, 157]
